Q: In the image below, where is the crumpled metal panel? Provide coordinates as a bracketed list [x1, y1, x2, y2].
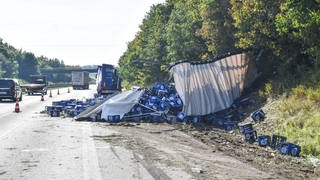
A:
[170, 52, 257, 116]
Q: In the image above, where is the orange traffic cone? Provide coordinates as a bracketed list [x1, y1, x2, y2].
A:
[49, 90, 52, 98]
[41, 93, 44, 101]
[57, 89, 60, 95]
[14, 98, 20, 113]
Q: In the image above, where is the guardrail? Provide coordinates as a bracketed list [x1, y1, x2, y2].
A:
[48, 83, 72, 89]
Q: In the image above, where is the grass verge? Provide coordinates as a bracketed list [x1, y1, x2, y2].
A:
[263, 84, 320, 158]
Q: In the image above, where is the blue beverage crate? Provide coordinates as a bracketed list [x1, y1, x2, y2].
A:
[279, 142, 301, 157]
[107, 115, 121, 123]
[238, 123, 253, 134]
[177, 112, 187, 122]
[223, 121, 236, 132]
[271, 135, 287, 150]
[244, 130, 257, 144]
[257, 135, 271, 147]
[251, 109, 265, 122]
[192, 116, 201, 124]
[150, 114, 163, 123]
[49, 110, 60, 117]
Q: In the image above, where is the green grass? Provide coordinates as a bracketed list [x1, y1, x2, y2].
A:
[271, 85, 320, 158]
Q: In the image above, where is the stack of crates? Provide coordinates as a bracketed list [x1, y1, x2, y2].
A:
[45, 98, 97, 117]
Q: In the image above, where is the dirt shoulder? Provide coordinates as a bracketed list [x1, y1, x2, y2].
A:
[93, 122, 314, 180]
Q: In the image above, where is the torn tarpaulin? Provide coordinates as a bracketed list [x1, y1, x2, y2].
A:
[101, 89, 145, 120]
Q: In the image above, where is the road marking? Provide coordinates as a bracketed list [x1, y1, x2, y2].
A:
[21, 148, 49, 152]
[95, 146, 111, 149]
[82, 125, 102, 180]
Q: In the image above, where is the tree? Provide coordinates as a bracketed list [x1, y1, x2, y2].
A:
[197, 0, 236, 55]
[18, 52, 39, 81]
[166, 0, 208, 62]
[230, 0, 282, 50]
[276, 0, 320, 65]
[0, 42, 19, 78]
[119, 3, 173, 86]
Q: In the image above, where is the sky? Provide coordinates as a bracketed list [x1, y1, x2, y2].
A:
[0, 0, 166, 66]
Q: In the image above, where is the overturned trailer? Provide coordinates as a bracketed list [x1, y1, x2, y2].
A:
[169, 51, 258, 116]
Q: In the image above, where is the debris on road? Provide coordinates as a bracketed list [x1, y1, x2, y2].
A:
[191, 167, 205, 174]
[44, 97, 105, 118]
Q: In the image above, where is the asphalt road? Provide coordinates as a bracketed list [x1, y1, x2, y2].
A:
[0, 87, 188, 180]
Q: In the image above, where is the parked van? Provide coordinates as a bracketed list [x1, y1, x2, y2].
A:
[0, 78, 23, 101]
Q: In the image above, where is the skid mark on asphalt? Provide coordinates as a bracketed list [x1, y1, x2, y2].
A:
[133, 153, 171, 180]
[110, 145, 121, 161]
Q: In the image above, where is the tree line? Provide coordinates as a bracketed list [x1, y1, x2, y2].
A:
[119, 0, 320, 87]
[0, 38, 71, 82]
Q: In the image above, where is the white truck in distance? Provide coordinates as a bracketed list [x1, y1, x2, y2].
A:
[71, 71, 89, 90]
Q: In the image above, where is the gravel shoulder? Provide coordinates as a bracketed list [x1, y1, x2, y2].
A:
[95, 122, 290, 180]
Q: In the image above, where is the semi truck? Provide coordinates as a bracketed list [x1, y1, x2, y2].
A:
[23, 75, 48, 95]
[71, 71, 90, 90]
[96, 64, 121, 95]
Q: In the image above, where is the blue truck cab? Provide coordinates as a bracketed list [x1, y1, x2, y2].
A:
[96, 64, 121, 95]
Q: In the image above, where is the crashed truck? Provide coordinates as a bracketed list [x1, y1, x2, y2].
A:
[98, 51, 258, 120]
[75, 51, 258, 121]
[96, 64, 121, 95]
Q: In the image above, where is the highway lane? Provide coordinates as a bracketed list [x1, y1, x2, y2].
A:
[0, 86, 189, 179]
[0, 87, 83, 140]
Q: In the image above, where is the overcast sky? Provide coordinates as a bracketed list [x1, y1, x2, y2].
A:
[0, 0, 165, 66]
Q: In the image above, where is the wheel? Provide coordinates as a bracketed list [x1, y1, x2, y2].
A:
[19, 95, 22, 101]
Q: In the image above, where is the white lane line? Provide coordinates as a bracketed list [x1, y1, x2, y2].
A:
[21, 148, 49, 152]
[82, 125, 102, 180]
[96, 146, 111, 149]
